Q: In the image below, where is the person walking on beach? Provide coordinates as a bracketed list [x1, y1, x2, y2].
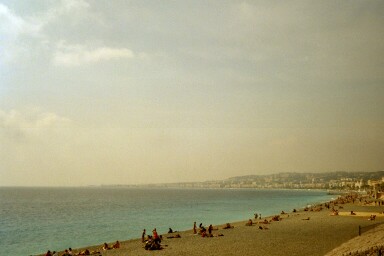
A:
[193, 222, 197, 234]
[142, 229, 146, 242]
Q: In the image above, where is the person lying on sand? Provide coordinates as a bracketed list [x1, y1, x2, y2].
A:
[245, 219, 253, 226]
[167, 234, 181, 239]
[258, 225, 269, 230]
[369, 215, 376, 221]
[302, 217, 310, 220]
[202, 232, 214, 238]
[222, 223, 234, 229]
[330, 209, 339, 216]
[77, 249, 90, 255]
[260, 219, 269, 224]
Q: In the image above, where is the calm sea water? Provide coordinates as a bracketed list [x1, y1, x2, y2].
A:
[0, 187, 335, 255]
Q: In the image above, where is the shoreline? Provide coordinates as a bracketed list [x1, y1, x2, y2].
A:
[38, 193, 384, 256]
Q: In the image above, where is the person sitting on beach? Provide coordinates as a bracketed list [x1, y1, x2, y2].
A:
[102, 242, 111, 250]
[201, 229, 208, 237]
[245, 219, 253, 226]
[260, 219, 269, 224]
[293, 209, 297, 213]
[45, 250, 52, 256]
[52, 251, 58, 256]
[369, 215, 376, 221]
[62, 249, 70, 256]
[112, 240, 120, 249]
[199, 224, 206, 234]
[254, 213, 258, 219]
[168, 228, 173, 233]
[223, 223, 234, 229]
[350, 211, 356, 215]
[281, 211, 286, 214]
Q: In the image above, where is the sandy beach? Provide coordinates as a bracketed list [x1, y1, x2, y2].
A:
[39, 195, 384, 256]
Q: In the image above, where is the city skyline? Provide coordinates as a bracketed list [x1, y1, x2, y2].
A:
[1, 0, 383, 186]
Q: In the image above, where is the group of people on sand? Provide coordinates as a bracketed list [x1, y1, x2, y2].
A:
[45, 248, 74, 256]
[45, 250, 58, 256]
[193, 222, 226, 237]
[141, 228, 163, 250]
[45, 247, 95, 256]
[102, 240, 120, 250]
[44, 240, 122, 256]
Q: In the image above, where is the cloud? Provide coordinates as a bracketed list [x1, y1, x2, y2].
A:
[0, 0, 89, 36]
[0, 108, 71, 140]
[0, 0, 91, 64]
[0, 3, 42, 62]
[38, 0, 90, 28]
[53, 41, 135, 66]
[0, 4, 40, 37]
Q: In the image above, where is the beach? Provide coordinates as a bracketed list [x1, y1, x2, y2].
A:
[40, 195, 384, 256]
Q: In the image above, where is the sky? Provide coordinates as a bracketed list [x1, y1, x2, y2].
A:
[0, 0, 383, 186]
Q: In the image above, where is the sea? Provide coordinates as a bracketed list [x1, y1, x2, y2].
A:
[0, 187, 336, 256]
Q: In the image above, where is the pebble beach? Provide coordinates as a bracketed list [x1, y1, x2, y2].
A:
[39, 195, 384, 256]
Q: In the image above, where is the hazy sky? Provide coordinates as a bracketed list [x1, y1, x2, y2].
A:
[1, 0, 383, 186]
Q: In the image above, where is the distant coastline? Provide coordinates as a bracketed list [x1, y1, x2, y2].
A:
[93, 170, 384, 191]
[2, 170, 383, 190]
